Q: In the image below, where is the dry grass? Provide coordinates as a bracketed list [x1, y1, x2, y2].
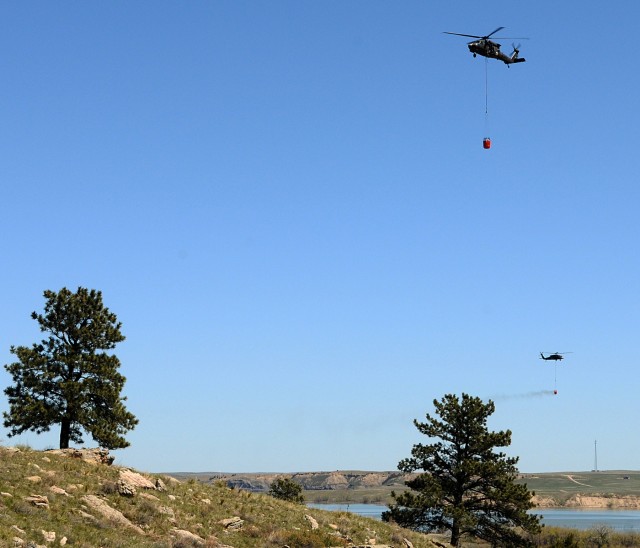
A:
[0, 445, 439, 547]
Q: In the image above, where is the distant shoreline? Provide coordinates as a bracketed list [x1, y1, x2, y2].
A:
[168, 469, 640, 509]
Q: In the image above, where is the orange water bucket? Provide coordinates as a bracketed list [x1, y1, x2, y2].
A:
[483, 137, 491, 149]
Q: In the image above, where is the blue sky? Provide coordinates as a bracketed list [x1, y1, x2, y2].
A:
[1, 1, 639, 474]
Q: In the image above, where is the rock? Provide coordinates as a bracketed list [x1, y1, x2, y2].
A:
[26, 476, 42, 483]
[11, 525, 25, 535]
[163, 475, 181, 486]
[49, 486, 69, 496]
[220, 516, 244, 530]
[59, 538, 67, 546]
[25, 495, 49, 508]
[155, 478, 167, 491]
[118, 469, 156, 490]
[41, 530, 55, 543]
[171, 528, 205, 546]
[117, 479, 136, 497]
[304, 514, 319, 530]
[81, 495, 145, 534]
[2, 492, 13, 498]
[78, 510, 101, 526]
[12, 537, 24, 546]
[116, 469, 159, 497]
[403, 539, 414, 548]
[46, 448, 114, 466]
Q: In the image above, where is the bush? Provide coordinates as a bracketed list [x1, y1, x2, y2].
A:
[268, 477, 304, 504]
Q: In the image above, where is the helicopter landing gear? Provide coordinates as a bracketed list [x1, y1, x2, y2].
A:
[473, 53, 477, 57]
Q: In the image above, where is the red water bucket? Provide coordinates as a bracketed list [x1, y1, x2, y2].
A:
[483, 137, 491, 149]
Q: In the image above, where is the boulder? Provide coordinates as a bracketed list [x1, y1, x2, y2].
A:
[219, 516, 243, 530]
[118, 469, 157, 490]
[81, 495, 144, 534]
[171, 528, 205, 546]
[304, 514, 319, 530]
[25, 494, 49, 508]
[49, 486, 69, 496]
[117, 480, 136, 497]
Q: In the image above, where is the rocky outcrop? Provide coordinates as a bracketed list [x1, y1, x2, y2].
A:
[117, 468, 157, 497]
[533, 493, 640, 509]
[81, 494, 145, 534]
[171, 528, 205, 546]
[564, 494, 640, 509]
[213, 470, 410, 492]
[46, 448, 114, 466]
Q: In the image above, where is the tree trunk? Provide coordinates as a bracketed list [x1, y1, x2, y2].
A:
[59, 419, 71, 449]
[451, 520, 460, 547]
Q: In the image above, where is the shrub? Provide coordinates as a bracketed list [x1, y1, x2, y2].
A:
[268, 477, 304, 504]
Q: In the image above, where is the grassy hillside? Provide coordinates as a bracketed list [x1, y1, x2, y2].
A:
[0, 446, 438, 547]
[521, 471, 640, 505]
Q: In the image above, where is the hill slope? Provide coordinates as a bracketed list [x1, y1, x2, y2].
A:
[0, 446, 438, 547]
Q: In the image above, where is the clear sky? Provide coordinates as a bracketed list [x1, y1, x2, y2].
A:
[1, 1, 639, 474]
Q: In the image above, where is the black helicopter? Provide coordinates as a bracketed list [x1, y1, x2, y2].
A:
[540, 352, 571, 362]
[444, 27, 527, 65]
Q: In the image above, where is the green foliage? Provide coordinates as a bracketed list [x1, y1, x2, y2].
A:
[268, 477, 305, 504]
[383, 393, 541, 547]
[3, 287, 138, 449]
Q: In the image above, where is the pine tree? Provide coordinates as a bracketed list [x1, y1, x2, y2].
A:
[382, 393, 541, 547]
[268, 477, 305, 504]
[3, 287, 138, 449]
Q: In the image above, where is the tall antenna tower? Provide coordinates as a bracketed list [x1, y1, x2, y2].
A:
[594, 440, 598, 472]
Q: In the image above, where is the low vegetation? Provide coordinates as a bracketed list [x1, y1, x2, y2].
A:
[527, 525, 640, 547]
[0, 445, 439, 547]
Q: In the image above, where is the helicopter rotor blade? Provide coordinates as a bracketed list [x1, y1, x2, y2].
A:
[443, 31, 484, 39]
[485, 26, 505, 38]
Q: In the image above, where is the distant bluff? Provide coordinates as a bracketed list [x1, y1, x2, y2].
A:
[180, 471, 410, 492]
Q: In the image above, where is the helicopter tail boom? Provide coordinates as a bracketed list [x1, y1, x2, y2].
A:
[509, 45, 525, 63]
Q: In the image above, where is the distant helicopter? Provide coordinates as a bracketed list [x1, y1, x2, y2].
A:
[540, 352, 571, 362]
[443, 27, 527, 65]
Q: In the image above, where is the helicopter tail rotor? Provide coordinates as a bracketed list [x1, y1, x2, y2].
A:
[509, 43, 525, 63]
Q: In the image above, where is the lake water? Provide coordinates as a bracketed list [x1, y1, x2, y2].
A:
[307, 504, 640, 532]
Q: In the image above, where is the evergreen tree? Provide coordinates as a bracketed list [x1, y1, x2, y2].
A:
[382, 393, 541, 547]
[3, 287, 138, 449]
[268, 477, 305, 504]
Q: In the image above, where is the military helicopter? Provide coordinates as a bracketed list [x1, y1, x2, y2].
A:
[443, 27, 527, 65]
[540, 352, 571, 362]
